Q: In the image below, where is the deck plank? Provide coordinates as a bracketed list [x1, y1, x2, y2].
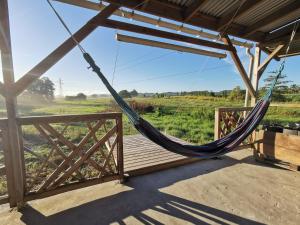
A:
[123, 134, 200, 176]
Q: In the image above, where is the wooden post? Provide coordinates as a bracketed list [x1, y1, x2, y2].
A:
[244, 48, 254, 107]
[116, 114, 124, 183]
[214, 108, 221, 140]
[251, 46, 261, 106]
[0, 0, 25, 207]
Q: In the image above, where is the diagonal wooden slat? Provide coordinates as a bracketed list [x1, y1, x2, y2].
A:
[36, 120, 105, 192]
[86, 122, 115, 173]
[13, 4, 119, 96]
[34, 124, 84, 179]
[49, 125, 117, 189]
[24, 145, 57, 192]
[41, 122, 108, 174]
[98, 136, 118, 178]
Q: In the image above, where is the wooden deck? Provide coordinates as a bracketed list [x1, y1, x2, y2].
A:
[123, 135, 200, 176]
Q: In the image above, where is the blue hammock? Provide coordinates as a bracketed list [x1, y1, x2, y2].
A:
[82, 53, 283, 158]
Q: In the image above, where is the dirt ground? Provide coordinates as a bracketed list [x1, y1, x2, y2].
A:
[0, 149, 299, 225]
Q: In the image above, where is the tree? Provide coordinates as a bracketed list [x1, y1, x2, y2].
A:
[27, 77, 55, 101]
[119, 90, 131, 98]
[228, 86, 245, 101]
[289, 84, 300, 94]
[65, 93, 87, 101]
[130, 89, 138, 97]
[262, 72, 292, 101]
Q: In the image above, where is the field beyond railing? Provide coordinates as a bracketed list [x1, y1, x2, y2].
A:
[0, 113, 124, 205]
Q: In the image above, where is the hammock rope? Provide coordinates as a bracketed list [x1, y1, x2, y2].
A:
[46, 0, 298, 158]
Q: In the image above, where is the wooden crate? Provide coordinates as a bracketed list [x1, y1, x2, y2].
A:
[254, 130, 300, 171]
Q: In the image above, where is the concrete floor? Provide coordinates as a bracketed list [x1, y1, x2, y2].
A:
[0, 149, 299, 225]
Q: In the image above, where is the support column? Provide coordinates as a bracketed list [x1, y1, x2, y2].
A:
[0, 0, 25, 207]
[251, 46, 261, 106]
[244, 48, 254, 107]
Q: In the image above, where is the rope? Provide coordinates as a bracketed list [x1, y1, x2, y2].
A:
[264, 21, 299, 100]
[46, 0, 86, 54]
[111, 30, 120, 86]
[219, 0, 246, 37]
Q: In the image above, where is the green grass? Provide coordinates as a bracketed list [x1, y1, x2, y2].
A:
[15, 96, 300, 143]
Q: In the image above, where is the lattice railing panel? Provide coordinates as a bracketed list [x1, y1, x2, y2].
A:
[0, 124, 8, 201]
[19, 113, 123, 195]
[215, 107, 253, 145]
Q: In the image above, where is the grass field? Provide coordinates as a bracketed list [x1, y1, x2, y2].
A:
[16, 96, 300, 144]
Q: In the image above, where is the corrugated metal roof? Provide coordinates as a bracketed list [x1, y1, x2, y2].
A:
[200, 0, 238, 17]
[260, 8, 300, 32]
[234, 0, 294, 26]
[167, 0, 193, 7]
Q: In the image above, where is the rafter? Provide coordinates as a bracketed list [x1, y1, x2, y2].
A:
[243, 1, 300, 37]
[222, 35, 255, 98]
[104, 0, 264, 42]
[217, 0, 260, 32]
[97, 19, 233, 51]
[13, 4, 119, 96]
[183, 0, 207, 22]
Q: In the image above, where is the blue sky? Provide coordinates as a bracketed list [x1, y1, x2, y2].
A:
[5, 0, 300, 95]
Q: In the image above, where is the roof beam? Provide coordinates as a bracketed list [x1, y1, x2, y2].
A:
[97, 19, 233, 51]
[260, 46, 280, 61]
[217, 0, 261, 32]
[104, 0, 264, 42]
[55, 0, 253, 48]
[243, 1, 300, 37]
[183, 0, 207, 22]
[222, 35, 255, 98]
[116, 33, 227, 58]
[13, 4, 119, 96]
[258, 44, 284, 79]
[263, 24, 300, 45]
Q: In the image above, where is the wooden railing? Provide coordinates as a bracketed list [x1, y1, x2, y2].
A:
[0, 112, 123, 205]
[214, 107, 253, 146]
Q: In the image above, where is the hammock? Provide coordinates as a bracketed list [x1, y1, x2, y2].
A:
[83, 52, 280, 158]
[46, 0, 298, 159]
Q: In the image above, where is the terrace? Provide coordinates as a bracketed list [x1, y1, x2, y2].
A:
[0, 0, 300, 224]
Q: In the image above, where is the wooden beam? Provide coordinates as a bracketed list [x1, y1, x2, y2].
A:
[183, 0, 207, 22]
[0, 82, 5, 96]
[55, 0, 253, 48]
[98, 19, 233, 51]
[217, 0, 261, 32]
[257, 44, 284, 79]
[243, 1, 300, 37]
[13, 4, 119, 96]
[222, 35, 255, 98]
[116, 33, 227, 58]
[104, 0, 265, 42]
[251, 47, 261, 106]
[0, 0, 25, 207]
[260, 47, 280, 61]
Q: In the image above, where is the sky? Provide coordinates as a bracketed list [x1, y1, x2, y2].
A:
[3, 0, 300, 96]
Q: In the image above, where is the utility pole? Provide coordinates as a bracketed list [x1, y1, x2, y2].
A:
[58, 78, 64, 97]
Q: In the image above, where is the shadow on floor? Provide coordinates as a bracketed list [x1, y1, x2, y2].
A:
[20, 155, 265, 225]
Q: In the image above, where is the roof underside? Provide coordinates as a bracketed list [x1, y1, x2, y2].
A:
[103, 0, 300, 57]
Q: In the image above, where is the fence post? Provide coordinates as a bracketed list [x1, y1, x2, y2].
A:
[116, 114, 124, 183]
[214, 108, 221, 140]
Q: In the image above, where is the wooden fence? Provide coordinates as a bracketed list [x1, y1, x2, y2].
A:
[214, 107, 253, 146]
[0, 113, 123, 206]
